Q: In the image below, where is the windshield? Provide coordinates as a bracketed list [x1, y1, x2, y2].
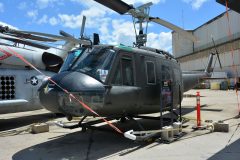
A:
[60, 48, 85, 72]
[62, 47, 116, 82]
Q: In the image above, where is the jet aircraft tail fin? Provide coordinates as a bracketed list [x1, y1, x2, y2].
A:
[204, 53, 214, 74]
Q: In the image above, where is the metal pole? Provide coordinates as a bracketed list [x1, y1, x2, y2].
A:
[179, 85, 182, 122]
[160, 81, 163, 129]
[170, 81, 173, 125]
[196, 91, 201, 127]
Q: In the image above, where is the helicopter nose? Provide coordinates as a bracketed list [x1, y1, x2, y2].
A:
[39, 86, 60, 113]
[39, 71, 105, 114]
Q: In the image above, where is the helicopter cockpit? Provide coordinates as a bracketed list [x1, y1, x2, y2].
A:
[60, 47, 116, 83]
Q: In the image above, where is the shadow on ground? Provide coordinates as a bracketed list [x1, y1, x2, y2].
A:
[0, 112, 61, 131]
[208, 138, 240, 160]
[12, 118, 164, 160]
[9, 104, 224, 160]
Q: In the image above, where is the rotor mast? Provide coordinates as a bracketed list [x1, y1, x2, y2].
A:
[131, 2, 153, 47]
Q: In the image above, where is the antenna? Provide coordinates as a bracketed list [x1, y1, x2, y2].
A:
[181, 9, 185, 29]
[80, 16, 86, 38]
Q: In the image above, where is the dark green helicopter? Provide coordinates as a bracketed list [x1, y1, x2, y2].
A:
[38, 0, 217, 126]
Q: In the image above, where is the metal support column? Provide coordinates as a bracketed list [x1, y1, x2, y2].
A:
[179, 85, 182, 122]
[170, 81, 173, 125]
[160, 81, 163, 129]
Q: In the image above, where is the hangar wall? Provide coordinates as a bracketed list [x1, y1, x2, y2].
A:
[173, 10, 240, 77]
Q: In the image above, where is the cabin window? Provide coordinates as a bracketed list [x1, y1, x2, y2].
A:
[112, 63, 122, 85]
[146, 61, 156, 84]
[122, 57, 134, 86]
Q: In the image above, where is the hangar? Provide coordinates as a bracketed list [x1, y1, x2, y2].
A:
[172, 2, 240, 79]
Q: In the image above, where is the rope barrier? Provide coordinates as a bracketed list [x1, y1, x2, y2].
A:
[0, 46, 123, 134]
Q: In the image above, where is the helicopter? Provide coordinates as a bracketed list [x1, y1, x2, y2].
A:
[37, 0, 218, 129]
[0, 20, 91, 114]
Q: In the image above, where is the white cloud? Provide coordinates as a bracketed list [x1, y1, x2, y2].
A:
[36, 0, 57, 9]
[93, 19, 172, 52]
[147, 32, 172, 52]
[0, 2, 4, 13]
[37, 15, 48, 24]
[102, 20, 172, 52]
[18, 2, 27, 10]
[49, 17, 58, 26]
[26, 0, 65, 23]
[58, 14, 81, 29]
[70, 0, 114, 15]
[107, 20, 135, 45]
[57, 4, 111, 29]
[46, 0, 166, 30]
[183, 0, 209, 10]
[27, 10, 38, 20]
[42, 0, 172, 52]
[192, 0, 208, 9]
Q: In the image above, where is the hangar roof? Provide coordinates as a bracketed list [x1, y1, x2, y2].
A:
[216, 0, 240, 14]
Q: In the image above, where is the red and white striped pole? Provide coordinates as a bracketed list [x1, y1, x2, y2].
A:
[196, 91, 201, 127]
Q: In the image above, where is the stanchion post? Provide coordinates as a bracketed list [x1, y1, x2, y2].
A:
[196, 91, 201, 127]
[179, 85, 182, 122]
[160, 81, 163, 129]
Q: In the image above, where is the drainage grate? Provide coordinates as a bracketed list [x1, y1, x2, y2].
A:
[0, 76, 15, 100]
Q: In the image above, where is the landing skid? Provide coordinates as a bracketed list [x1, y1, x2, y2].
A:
[55, 116, 117, 133]
[55, 109, 181, 142]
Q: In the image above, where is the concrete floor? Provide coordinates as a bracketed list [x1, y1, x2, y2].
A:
[0, 89, 240, 160]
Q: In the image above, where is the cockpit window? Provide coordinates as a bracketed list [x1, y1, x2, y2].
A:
[60, 48, 85, 72]
[62, 47, 116, 82]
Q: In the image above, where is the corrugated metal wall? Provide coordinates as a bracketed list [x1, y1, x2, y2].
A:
[180, 49, 240, 77]
[173, 10, 240, 58]
[173, 10, 240, 78]
[194, 11, 240, 52]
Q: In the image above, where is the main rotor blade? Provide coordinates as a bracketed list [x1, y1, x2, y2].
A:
[0, 25, 57, 42]
[0, 42, 12, 47]
[149, 17, 197, 42]
[19, 31, 90, 45]
[94, 0, 133, 14]
[0, 36, 50, 50]
[4, 32, 57, 42]
[19, 31, 71, 41]
[59, 30, 74, 38]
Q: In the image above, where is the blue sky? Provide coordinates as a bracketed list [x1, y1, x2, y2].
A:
[0, 0, 226, 52]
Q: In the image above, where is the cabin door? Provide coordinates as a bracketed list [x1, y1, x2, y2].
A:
[105, 52, 141, 115]
[140, 56, 159, 111]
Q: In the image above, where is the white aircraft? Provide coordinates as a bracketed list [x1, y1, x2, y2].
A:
[0, 21, 91, 114]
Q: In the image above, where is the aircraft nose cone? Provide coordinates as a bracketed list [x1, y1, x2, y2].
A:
[39, 71, 105, 113]
[39, 87, 60, 113]
[51, 71, 105, 92]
